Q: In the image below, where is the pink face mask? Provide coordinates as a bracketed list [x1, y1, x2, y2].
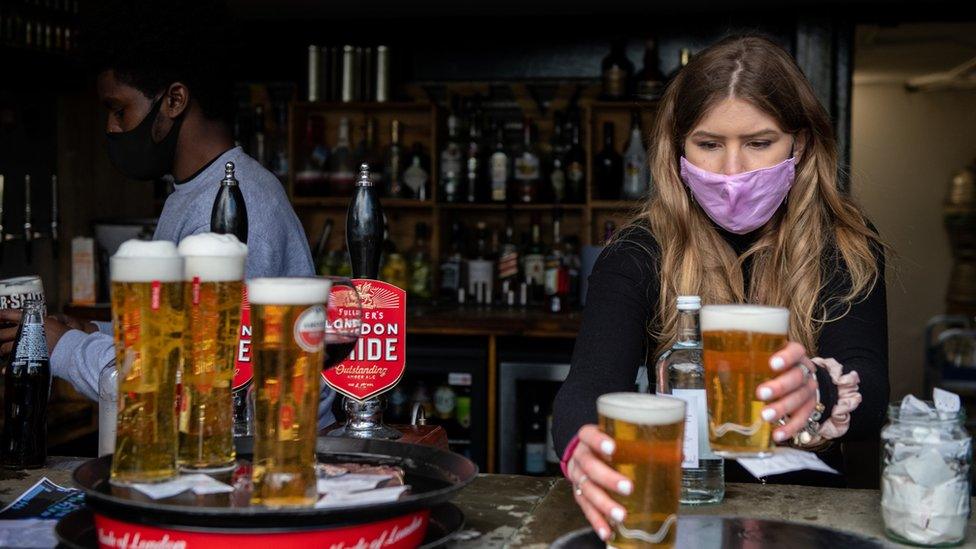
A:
[680, 156, 795, 234]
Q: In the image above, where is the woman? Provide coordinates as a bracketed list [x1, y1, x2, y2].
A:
[552, 35, 888, 539]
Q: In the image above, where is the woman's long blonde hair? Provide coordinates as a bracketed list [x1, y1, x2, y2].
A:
[637, 35, 882, 358]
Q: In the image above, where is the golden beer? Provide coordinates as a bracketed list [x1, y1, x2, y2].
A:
[702, 305, 788, 457]
[248, 277, 331, 507]
[177, 233, 247, 471]
[109, 241, 185, 485]
[598, 393, 685, 549]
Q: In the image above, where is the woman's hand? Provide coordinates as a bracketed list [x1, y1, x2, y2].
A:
[566, 425, 633, 542]
[756, 341, 819, 443]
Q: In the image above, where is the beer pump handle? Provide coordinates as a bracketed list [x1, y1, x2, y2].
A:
[0, 173, 5, 243]
[50, 174, 59, 245]
[346, 163, 385, 280]
[24, 174, 33, 264]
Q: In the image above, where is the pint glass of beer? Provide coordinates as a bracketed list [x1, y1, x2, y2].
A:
[598, 393, 685, 549]
[177, 233, 247, 471]
[109, 240, 185, 485]
[701, 305, 789, 458]
[248, 277, 331, 507]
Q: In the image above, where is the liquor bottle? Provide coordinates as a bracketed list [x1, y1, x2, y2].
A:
[403, 144, 429, 201]
[388, 384, 409, 424]
[452, 373, 473, 458]
[622, 111, 650, 200]
[411, 381, 435, 420]
[635, 38, 666, 100]
[346, 163, 385, 280]
[465, 109, 483, 203]
[602, 220, 617, 245]
[514, 119, 541, 203]
[594, 122, 623, 200]
[211, 161, 248, 244]
[524, 403, 547, 474]
[669, 48, 692, 81]
[328, 117, 356, 196]
[548, 111, 567, 203]
[433, 382, 459, 437]
[251, 104, 268, 167]
[543, 213, 569, 313]
[497, 218, 520, 301]
[271, 102, 290, 181]
[295, 116, 328, 196]
[1, 299, 50, 469]
[658, 295, 724, 505]
[467, 221, 495, 305]
[489, 123, 511, 203]
[601, 39, 634, 101]
[440, 222, 465, 298]
[440, 111, 462, 203]
[408, 222, 433, 300]
[385, 120, 404, 197]
[380, 238, 409, 290]
[562, 235, 582, 309]
[565, 117, 586, 204]
[522, 222, 546, 305]
[355, 118, 383, 191]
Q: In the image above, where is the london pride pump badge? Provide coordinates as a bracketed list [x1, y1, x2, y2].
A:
[322, 279, 406, 402]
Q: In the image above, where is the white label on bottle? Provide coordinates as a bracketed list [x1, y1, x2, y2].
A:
[671, 388, 707, 469]
[448, 373, 472, 386]
[514, 154, 540, 181]
[13, 322, 48, 362]
[524, 255, 545, 284]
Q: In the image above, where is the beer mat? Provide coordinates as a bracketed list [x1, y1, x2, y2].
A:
[129, 474, 234, 500]
[317, 473, 393, 495]
[0, 478, 85, 548]
[735, 448, 839, 479]
[0, 477, 83, 519]
[314, 485, 411, 509]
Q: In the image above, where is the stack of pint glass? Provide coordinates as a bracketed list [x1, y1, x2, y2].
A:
[107, 235, 332, 507]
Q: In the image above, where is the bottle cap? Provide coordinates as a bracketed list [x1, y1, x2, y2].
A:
[677, 295, 701, 310]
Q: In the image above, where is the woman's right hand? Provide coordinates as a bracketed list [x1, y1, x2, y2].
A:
[566, 425, 634, 541]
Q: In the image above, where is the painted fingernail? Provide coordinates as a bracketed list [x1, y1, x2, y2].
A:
[598, 528, 609, 541]
[611, 507, 626, 522]
[770, 356, 786, 371]
[761, 408, 776, 422]
[773, 430, 788, 442]
[758, 387, 773, 401]
[617, 480, 633, 495]
[600, 440, 616, 456]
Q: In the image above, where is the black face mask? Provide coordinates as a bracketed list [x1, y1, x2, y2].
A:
[105, 96, 183, 181]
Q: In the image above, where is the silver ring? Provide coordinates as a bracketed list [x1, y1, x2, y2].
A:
[574, 474, 589, 497]
[797, 363, 813, 381]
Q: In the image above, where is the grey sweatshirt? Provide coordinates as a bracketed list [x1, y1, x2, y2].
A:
[50, 147, 337, 428]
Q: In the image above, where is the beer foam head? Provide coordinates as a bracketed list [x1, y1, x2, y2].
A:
[178, 233, 248, 281]
[700, 304, 788, 334]
[247, 277, 332, 305]
[597, 393, 686, 426]
[111, 240, 183, 282]
[0, 276, 43, 297]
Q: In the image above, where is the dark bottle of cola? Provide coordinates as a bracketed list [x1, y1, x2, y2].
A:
[346, 163, 385, 279]
[211, 162, 249, 243]
[1, 300, 50, 469]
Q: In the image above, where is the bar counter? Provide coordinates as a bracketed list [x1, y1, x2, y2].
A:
[3, 457, 974, 547]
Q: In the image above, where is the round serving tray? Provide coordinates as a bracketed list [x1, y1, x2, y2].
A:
[72, 436, 477, 530]
[550, 516, 885, 548]
[56, 502, 465, 549]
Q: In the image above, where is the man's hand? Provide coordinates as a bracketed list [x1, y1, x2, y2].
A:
[0, 310, 97, 356]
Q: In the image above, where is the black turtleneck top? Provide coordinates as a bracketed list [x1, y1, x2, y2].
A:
[552, 223, 888, 486]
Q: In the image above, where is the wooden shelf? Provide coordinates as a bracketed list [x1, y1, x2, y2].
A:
[438, 202, 585, 212]
[293, 196, 434, 209]
[586, 99, 660, 110]
[408, 304, 582, 338]
[590, 200, 643, 210]
[294, 101, 435, 112]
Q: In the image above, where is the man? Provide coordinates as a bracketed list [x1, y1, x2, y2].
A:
[0, 0, 337, 428]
